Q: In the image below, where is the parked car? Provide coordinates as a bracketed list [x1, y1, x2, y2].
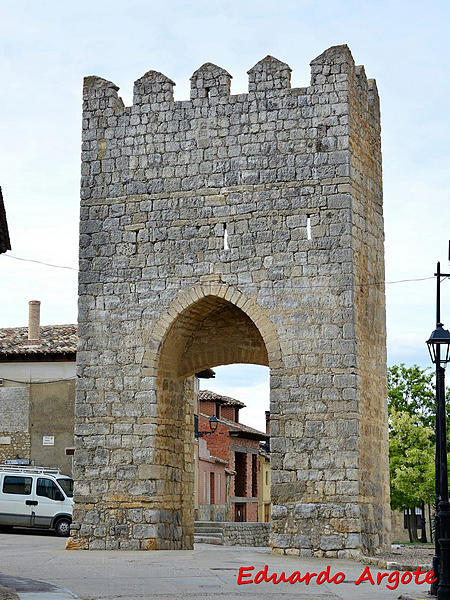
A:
[0, 465, 73, 536]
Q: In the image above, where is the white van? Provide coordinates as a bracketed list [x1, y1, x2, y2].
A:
[0, 466, 73, 536]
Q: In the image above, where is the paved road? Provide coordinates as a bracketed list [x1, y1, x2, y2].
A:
[0, 530, 430, 600]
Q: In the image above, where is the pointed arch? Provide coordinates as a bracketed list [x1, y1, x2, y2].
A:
[142, 283, 283, 378]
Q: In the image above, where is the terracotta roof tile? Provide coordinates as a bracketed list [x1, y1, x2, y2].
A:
[199, 412, 268, 440]
[0, 325, 77, 358]
[220, 416, 269, 440]
[199, 389, 245, 408]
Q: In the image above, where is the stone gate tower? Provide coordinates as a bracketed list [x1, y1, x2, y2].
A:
[71, 44, 390, 555]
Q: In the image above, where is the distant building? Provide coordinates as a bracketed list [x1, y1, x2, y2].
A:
[0, 301, 76, 474]
[258, 410, 271, 522]
[0, 187, 11, 254]
[197, 389, 270, 522]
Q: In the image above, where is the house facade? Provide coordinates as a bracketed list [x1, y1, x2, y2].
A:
[0, 301, 76, 475]
[197, 390, 270, 523]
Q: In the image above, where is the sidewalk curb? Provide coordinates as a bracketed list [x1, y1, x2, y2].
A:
[17, 590, 79, 600]
[354, 554, 431, 573]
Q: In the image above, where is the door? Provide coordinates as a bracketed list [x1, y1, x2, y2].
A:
[210, 472, 215, 504]
[0, 475, 34, 526]
[32, 477, 65, 528]
[235, 503, 245, 522]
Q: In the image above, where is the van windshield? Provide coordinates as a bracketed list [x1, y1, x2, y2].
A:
[57, 478, 74, 498]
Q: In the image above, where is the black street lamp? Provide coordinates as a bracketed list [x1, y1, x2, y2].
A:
[197, 415, 219, 437]
[427, 261, 450, 598]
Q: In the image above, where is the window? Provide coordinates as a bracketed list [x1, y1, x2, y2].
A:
[37, 478, 62, 500]
[215, 403, 220, 418]
[252, 454, 258, 497]
[3, 476, 32, 495]
[194, 414, 199, 439]
[234, 452, 246, 497]
[265, 470, 270, 486]
[57, 478, 74, 498]
[217, 473, 221, 502]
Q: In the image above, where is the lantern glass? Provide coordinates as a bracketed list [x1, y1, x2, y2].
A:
[426, 323, 450, 365]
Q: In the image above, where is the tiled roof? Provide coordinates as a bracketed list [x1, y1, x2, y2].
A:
[0, 325, 77, 359]
[221, 416, 269, 440]
[0, 187, 11, 254]
[198, 389, 245, 408]
[199, 412, 268, 441]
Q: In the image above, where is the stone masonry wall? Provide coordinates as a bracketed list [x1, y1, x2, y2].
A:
[222, 522, 270, 546]
[0, 385, 31, 463]
[71, 44, 389, 555]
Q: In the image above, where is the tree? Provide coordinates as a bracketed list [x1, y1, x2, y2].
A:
[388, 363, 450, 445]
[389, 409, 435, 542]
[387, 364, 435, 429]
[387, 364, 442, 543]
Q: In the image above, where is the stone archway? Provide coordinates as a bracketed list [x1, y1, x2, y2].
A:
[147, 288, 279, 549]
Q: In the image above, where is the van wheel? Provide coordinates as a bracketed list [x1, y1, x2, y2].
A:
[54, 518, 71, 537]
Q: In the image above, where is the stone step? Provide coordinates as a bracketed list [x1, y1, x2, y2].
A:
[194, 534, 223, 545]
[194, 526, 224, 534]
[194, 521, 225, 529]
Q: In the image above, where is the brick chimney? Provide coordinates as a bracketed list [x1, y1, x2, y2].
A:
[28, 300, 41, 343]
[265, 410, 270, 435]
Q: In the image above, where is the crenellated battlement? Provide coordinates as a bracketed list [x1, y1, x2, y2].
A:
[190, 62, 232, 99]
[247, 55, 291, 92]
[80, 44, 380, 203]
[82, 44, 378, 113]
[133, 70, 175, 106]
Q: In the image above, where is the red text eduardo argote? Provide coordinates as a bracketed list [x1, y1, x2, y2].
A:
[237, 564, 436, 591]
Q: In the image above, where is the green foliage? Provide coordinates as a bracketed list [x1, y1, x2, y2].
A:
[387, 363, 450, 542]
[387, 364, 435, 429]
[389, 409, 435, 511]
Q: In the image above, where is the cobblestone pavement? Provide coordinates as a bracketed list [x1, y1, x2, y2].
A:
[0, 530, 434, 600]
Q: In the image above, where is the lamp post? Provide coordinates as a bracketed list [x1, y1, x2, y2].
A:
[197, 415, 219, 437]
[427, 261, 450, 598]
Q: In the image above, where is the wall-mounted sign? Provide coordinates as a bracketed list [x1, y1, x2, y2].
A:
[42, 436, 55, 446]
[0, 436, 11, 445]
[3, 458, 30, 465]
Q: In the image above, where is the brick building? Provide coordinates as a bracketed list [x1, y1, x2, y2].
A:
[197, 390, 269, 522]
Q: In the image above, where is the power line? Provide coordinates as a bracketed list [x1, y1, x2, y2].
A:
[1, 377, 76, 384]
[0, 253, 440, 288]
[2, 254, 78, 271]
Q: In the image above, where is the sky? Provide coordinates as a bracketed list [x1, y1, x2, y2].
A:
[0, 0, 449, 431]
